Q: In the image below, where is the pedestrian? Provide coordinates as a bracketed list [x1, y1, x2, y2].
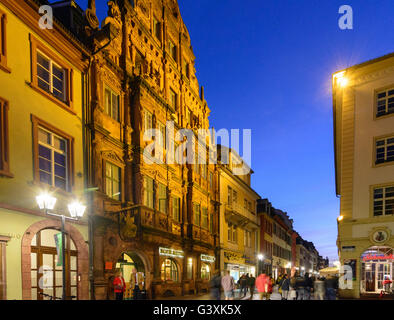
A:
[221, 270, 235, 300]
[280, 274, 290, 300]
[209, 271, 222, 300]
[113, 269, 126, 301]
[255, 273, 269, 300]
[270, 285, 282, 300]
[289, 273, 297, 300]
[304, 273, 313, 300]
[238, 273, 248, 298]
[313, 276, 325, 300]
[247, 274, 256, 300]
[325, 275, 338, 300]
[267, 274, 273, 300]
[129, 268, 143, 300]
[295, 272, 306, 300]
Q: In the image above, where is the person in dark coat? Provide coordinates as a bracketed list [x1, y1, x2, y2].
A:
[325, 275, 338, 300]
[238, 274, 248, 298]
[279, 274, 290, 300]
[210, 271, 222, 300]
[304, 273, 313, 300]
[247, 274, 256, 300]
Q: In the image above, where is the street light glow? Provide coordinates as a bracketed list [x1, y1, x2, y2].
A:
[334, 71, 349, 88]
[337, 215, 344, 222]
[36, 193, 57, 210]
[68, 201, 86, 218]
[258, 254, 264, 261]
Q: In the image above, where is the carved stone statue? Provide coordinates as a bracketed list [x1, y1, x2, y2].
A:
[86, 0, 99, 30]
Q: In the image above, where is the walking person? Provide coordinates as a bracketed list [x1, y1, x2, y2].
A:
[238, 273, 248, 298]
[129, 268, 143, 300]
[295, 272, 306, 300]
[280, 274, 290, 300]
[256, 273, 269, 300]
[304, 273, 313, 300]
[210, 271, 222, 300]
[247, 274, 256, 300]
[113, 269, 126, 301]
[313, 276, 326, 300]
[325, 275, 338, 300]
[221, 270, 235, 300]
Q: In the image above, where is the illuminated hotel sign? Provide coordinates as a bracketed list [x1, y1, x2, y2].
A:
[201, 254, 215, 263]
[159, 247, 184, 258]
[362, 254, 394, 262]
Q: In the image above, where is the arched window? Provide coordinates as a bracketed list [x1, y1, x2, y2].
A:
[161, 259, 178, 282]
[201, 263, 211, 280]
[30, 229, 78, 300]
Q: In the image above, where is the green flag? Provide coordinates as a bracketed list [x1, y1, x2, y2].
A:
[54, 233, 63, 267]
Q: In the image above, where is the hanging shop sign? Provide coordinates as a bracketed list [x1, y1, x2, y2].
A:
[159, 247, 184, 258]
[201, 254, 215, 263]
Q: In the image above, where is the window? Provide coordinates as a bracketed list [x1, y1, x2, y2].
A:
[201, 164, 207, 179]
[37, 51, 66, 102]
[153, 17, 161, 41]
[194, 203, 201, 226]
[30, 35, 73, 109]
[144, 176, 154, 209]
[161, 259, 178, 282]
[104, 87, 120, 121]
[376, 88, 394, 118]
[373, 185, 394, 216]
[201, 263, 210, 280]
[0, 10, 9, 73]
[169, 40, 177, 62]
[201, 208, 208, 229]
[105, 162, 121, 200]
[158, 183, 167, 213]
[376, 136, 394, 165]
[31, 229, 78, 300]
[38, 127, 68, 191]
[227, 223, 237, 242]
[170, 88, 177, 111]
[183, 59, 190, 79]
[187, 258, 193, 280]
[227, 186, 232, 204]
[209, 172, 213, 189]
[244, 230, 251, 248]
[144, 109, 153, 132]
[233, 190, 237, 204]
[157, 122, 166, 149]
[172, 197, 180, 222]
[0, 97, 11, 177]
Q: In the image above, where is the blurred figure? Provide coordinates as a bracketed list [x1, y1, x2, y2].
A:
[113, 269, 126, 301]
[279, 274, 290, 300]
[383, 275, 392, 293]
[295, 272, 306, 300]
[325, 275, 338, 300]
[256, 273, 269, 300]
[129, 267, 143, 300]
[247, 274, 256, 300]
[267, 274, 274, 300]
[304, 273, 313, 300]
[238, 273, 248, 298]
[221, 270, 235, 300]
[270, 285, 282, 300]
[313, 276, 326, 300]
[209, 271, 222, 300]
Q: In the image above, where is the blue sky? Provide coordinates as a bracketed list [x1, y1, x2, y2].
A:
[77, 0, 394, 263]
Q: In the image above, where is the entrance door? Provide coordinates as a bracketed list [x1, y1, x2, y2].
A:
[365, 263, 375, 292]
[376, 263, 391, 292]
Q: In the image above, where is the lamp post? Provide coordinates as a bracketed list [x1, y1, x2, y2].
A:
[257, 254, 264, 274]
[36, 193, 86, 300]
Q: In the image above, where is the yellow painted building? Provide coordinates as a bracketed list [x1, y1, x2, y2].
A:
[218, 146, 260, 282]
[0, 0, 89, 300]
[333, 53, 394, 298]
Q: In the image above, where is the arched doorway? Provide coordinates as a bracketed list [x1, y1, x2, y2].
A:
[361, 246, 393, 294]
[30, 228, 78, 300]
[200, 263, 211, 281]
[160, 258, 179, 282]
[115, 252, 146, 300]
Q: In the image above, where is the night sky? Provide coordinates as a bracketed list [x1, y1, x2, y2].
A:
[76, 0, 394, 263]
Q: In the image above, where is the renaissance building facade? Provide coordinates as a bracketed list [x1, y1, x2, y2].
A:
[333, 53, 394, 298]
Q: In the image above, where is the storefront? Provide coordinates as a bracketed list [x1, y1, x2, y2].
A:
[361, 246, 393, 294]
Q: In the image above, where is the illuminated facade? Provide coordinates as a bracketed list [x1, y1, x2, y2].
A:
[333, 53, 394, 298]
[0, 0, 89, 300]
[218, 146, 260, 282]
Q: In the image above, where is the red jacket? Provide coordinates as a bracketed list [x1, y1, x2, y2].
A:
[113, 276, 126, 293]
[256, 274, 269, 293]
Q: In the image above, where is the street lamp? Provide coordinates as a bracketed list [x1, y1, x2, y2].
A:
[257, 254, 264, 274]
[36, 193, 86, 300]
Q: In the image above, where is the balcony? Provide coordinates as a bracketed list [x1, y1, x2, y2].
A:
[224, 202, 259, 230]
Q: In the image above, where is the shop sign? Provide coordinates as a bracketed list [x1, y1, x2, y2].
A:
[105, 262, 113, 270]
[159, 247, 184, 258]
[362, 254, 394, 262]
[201, 254, 215, 263]
[224, 251, 244, 264]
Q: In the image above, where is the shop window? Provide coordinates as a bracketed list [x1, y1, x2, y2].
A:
[105, 162, 121, 200]
[104, 86, 120, 122]
[0, 97, 11, 177]
[31, 229, 78, 300]
[158, 183, 167, 213]
[172, 197, 180, 222]
[144, 176, 154, 209]
[376, 88, 394, 118]
[186, 258, 193, 280]
[376, 136, 394, 165]
[32, 117, 74, 192]
[373, 185, 394, 216]
[161, 259, 178, 282]
[201, 263, 210, 280]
